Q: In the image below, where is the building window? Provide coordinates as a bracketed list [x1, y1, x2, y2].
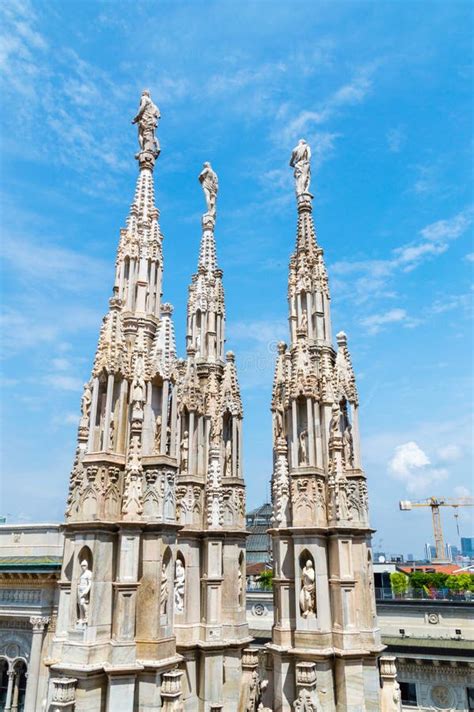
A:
[400, 682, 417, 706]
[467, 687, 474, 711]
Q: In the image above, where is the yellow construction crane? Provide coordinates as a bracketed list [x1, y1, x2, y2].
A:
[399, 496, 474, 563]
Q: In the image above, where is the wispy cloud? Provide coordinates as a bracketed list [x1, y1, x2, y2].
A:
[360, 308, 418, 335]
[331, 207, 473, 303]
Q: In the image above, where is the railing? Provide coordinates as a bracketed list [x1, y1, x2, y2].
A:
[375, 587, 473, 602]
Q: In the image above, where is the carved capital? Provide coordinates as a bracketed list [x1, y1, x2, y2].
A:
[30, 615, 50, 632]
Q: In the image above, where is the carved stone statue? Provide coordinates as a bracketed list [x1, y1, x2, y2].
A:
[154, 414, 162, 453]
[274, 403, 285, 439]
[290, 139, 311, 195]
[299, 559, 316, 618]
[131, 89, 161, 156]
[299, 429, 308, 465]
[300, 309, 308, 332]
[80, 382, 92, 419]
[293, 688, 322, 711]
[329, 403, 342, 439]
[180, 431, 189, 471]
[198, 162, 218, 217]
[246, 669, 268, 712]
[77, 560, 92, 625]
[343, 422, 354, 468]
[160, 562, 168, 615]
[174, 558, 185, 613]
[224, 438, 232, 476]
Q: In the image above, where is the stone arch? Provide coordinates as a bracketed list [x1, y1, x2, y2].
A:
[78, 545, 93, 571]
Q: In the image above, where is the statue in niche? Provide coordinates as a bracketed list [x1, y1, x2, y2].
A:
[80, 382, 92, 419]
[154, 414, 162, 453]
[224, 438, 232, 476]
[166, 424, 171, 455]
[246, 669, 269, 712]
[329, 402, 342, 439]
[290, 138, 311, 195]
[77, 560, 92, 625]
[174, 558, 185, 613]
[300, 308, 308, 332]
[160, 562, 168, 616]
[108, 413, 115, 449]
[131, 89, 161, 156]
[299, 559, 316, 618]
[180, 431, 189, 471]
[338, 477, 350, 520]
[238, 568, 243, 606]
[298, 429, 308, 466]
[274, 402, 285, 439]
[343, 422, 354, 468]
[198, 161, 218, 217]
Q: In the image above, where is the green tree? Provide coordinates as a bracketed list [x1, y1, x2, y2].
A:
[258, 570, 273, 590]
[390, 572, 408, 597]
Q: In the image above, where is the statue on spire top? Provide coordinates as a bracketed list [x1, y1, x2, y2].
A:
[290, 138, 311, 196]
[132, 89, 161, 160]
[199, 162, 218, 217]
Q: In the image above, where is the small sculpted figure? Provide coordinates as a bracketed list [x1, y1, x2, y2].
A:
[300, 309, 308, 332]
[299, 559, 316, 618]
[154, 414, 162, 453]
[329, 402, 342, 438]
[131, 89, 161, 156]
[274, 402, 285, 439]
[343, 422, 354, 468]
[81, 382, 92, 419]
[77, 560, 92, 624]
[180, 431, 189, 471]
[224, 438, 232, 476]
[290, 139, 311, 195]
[174, 558, 185, 613]
[160, 562, 168, 615]
[198, 162, 218, 217]
[299, 429, 308, 465]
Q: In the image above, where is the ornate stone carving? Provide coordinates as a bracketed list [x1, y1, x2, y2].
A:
[160, 562, 169, 616]
[290, 139, 312, 196]
[122, 435, 143, 518]
[30, 615, 50, 632]
[76, 560, 92, 625]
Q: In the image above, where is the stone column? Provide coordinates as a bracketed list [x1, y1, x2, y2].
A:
[87, 377, 99, 452]
[161, 378, 170, 453]
[380, 656, 402, 712]
[306, 398, 315, 466]
[4, 670, 15, 712]
[161, 668, 183, 711]
[103, 373, 115, 451]
[11, 670, 20, 712]
[24, 616, 49, 712]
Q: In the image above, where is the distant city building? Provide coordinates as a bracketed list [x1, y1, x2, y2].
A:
[245, 503, 272, 565]
[461, 537, 474, 558]
[425, 542, 436, 561]
[407, 553, 414, 562]
[451, 545, 460, 560]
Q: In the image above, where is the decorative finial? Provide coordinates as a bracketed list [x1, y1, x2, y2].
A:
[131, 89, 161, 168]
[198, 162, 218, 218]
[289, 138, 312, 197]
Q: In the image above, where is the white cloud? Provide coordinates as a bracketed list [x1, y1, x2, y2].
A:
[360, 308, 418, 335]
[388, 441, 448, 494]
[465, 252, 474, 262]
[420, 212, 472, 242]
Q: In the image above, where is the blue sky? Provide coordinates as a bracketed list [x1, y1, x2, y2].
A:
[0, 0, 472, 557]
